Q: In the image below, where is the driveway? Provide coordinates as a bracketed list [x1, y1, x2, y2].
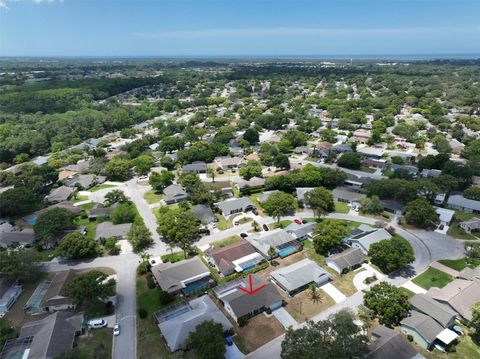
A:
[225, 342, 245, 359]
[401, 281, 427, 294]
[320, 283, 346, 303]
[272, 307, 298, 329]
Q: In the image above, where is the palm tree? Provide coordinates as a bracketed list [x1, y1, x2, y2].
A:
[208, 168, 216, 183]
[267, 246, 276, 264]
[309, 283, 321, 303]
[139, 251, 151, 263]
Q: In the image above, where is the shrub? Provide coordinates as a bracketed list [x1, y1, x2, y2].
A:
[238, 316, 249, 327]
[146, 273, 156, 289]
[138, 308, 147, 319]
[407, 334, 413, 342]
[159, 290, 174, 305]
[137, 261, 150, 275]
[265, 308, 272, 315]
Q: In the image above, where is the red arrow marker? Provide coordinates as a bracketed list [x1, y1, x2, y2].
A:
[238, 274, 266, 295]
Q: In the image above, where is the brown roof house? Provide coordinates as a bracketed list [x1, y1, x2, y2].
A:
[204, 241, 264, 277]
[325, 247, 365, 274]
[45, 186, 75, 203]
[0, 311, 84, 359]
[213, 274, 283, 323]
[39, 270, 77, 312]
[151, 257, 213, 296]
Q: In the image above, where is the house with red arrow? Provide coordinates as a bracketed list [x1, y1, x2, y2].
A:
[212, 274, 283, 323]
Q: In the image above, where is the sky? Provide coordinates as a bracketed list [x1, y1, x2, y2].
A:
[1, 0, 479, 57]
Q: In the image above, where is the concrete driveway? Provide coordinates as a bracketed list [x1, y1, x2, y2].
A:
[225, 342, 245, 359]
[272, 307, 298, 329]
[320, 283, 346, 303]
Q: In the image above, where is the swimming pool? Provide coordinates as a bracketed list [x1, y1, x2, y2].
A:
[164, 306, 191, 321]
[25, 214, 38, 225]
[278, 246, 296, 257]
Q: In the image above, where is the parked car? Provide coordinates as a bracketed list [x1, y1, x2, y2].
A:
[302, 219, 308, 224]
[225, 336, 233, 346]
[234, 220, 240, 225]
[294, 219, 302, 225]
[113, 323, 120, 336]
[88, 319, 107, 329]
[262, 224, 269, 231]
[452, 325, 463, 335]
[240, 233, 248, 238]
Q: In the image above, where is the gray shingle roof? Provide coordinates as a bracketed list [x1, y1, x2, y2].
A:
[162, 184, 188, 203]
[46, 186, 75, 203]
[326, 247, 366, 272]
[192, 205, 215, 224]
[217, 197, 255, 215]
[246, 228, 297, 257]
[270, 258, 329, 292]
[401, 310, 443, 345]
[410, 293, 457, 328]
[95, 222, 132, 241]
[367, 325, 419, 359]
[447, 194, 480, 212]
[285, 222, 316, 239]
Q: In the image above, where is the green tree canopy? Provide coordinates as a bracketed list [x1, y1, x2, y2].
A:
[34, 208, 75, 244]
[149, 171, 174, 191]
[104, 157, 132, 181]
[239, 160, 263, 180]
[262, 191, 296, 223]
[0, 249, 41, 283]
[313, 220, 349, 254]
[363, 282, 410, 327]
[157, 208, 200, 257]
[55, 233, 98, 259]
[369, 236, 414, 273]
[186, 321, 226, 359]
[127, 223, 153, 252]
[304, 187, 334, 218]
[405, 198, 438, 228]
[337, 152, 362, 170]
[64, 270, 116, 305]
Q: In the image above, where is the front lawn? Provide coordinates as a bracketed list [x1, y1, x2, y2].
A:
[161, 251, 186, 263]
[234, 314, 284, 353]
[360, 166, 376, 174]
[334, 201, 350, 214]
[332, 268, 365, 296]
[271, 220, 293, 229]
[215, 214, 232, 230]
[286, 289, 336, 322]
[398, 287, 416, 299]
[89, 184, 117, 192]
[438, 257, 480, 271]
[72, 194, 89, 203]
[144, 190, 163, 204]
[211, 235, 242, 248]
[455, 210, 477, 222]
[412, 267, 453, 290]
[73, 328, 113, 359]
[447, 225, 477, 240]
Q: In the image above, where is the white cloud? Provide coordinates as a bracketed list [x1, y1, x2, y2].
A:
[0, 0, 62, 10]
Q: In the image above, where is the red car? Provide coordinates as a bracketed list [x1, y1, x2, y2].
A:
[294, 219, 302, 225]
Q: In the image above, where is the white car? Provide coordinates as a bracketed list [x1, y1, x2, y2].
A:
[113, 323, 120, 336]
[88, 319, 107, 329]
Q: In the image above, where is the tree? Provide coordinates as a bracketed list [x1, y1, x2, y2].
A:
[363, 282, 410, 327]
[262, 191, 296, 223]
[471, 302, 480, 340]
[239, 160, 263, 180]
[312, 220, 349, 254]
[186, 321, 226, 359]
[64, 270, 116, 305]
[180, 173, 201, 191]
[159, 136, 184, 153]
[133, 154, 155, 175]
[369, 237, 414, 273]
[104, 189, 128, 206]
[128, 223, 153, 252]
[160, 156, 175, 170]
[0, 249, 41, 282]
[357, 304, 374, 330]
[104, 237, 120, 255]
[55, 233, 98, 259]
[405, 198, 438, 228]
[304, 187, 334, 218]
[464, 186, 480, 201]
[207, 167, 216, 182]
[243, 128, 260, 145]
[337, 152, 362, 170]
[281, 309, 368, 359]
[157, 208, 200, 258]
[110, 203, 135, 224]
[274, 154, 290, 169]
[360, 195, 384, 215]
[149, 171, 174, 191]
[0, 187, 39, 217]
[104, 157, 132, 181]
[282, 129, 307, 148]
[34, 208, 75, 244]
[268, 246, 277, 263]
[309, 283, 321, 303]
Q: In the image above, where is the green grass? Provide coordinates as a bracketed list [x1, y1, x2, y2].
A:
[161, 251, 186, 263]
[334, 201, 350, 214]
[455, 210, 477, 222]
[89, 183, 117, 192]
[211, 235, 242, 248]
[35, 248, 56, 262]
[144, 190, 163, 204]
[448, 224, 478, 240]
[72, 194, 89, 203]
[398, 287, 416, 299]
[303, 240, 327, 267]
[79, 202, 95, 211]
[0, 318, 17, 348]
[412, 267, 454, 290]
[360, 166, 376, 174]
[438, 258, 480, 271]
[75, 217, 101, 242]
[271, 220, 293, 229]
[215, 214, 232, 230]
[72, 328, 113, 359]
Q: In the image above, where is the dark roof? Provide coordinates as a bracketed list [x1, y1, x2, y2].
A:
[381, 199, 405, 212]
[182, 162, 208, 172]
[0, 229, 35, 248]
[192, 205, 215, 224]
[40, 270, 76, 308]
[367, 325, 419, 359]
[205, 241, 257, 275]
[326, 247, 365, 271]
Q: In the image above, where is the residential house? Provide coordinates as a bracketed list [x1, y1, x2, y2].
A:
[332, 144, 353, 153]
[296, 187, 315, 202]
[293, 146, 310, 155]
[459, 265, 480, 281]
[333, 187, 365, 207]
[435, 207, 455, 227]
[64, 159, 90, 174]
[344, 225, 392, 254]
[0, 278, 22, 314]
[155, 295, 232, 352]
[181, 161, 208, 174]
[204, 241, 263, 276]
[0, 226, 35, 249]
[421, 169, 442, 179]
[389, 164, 419, 177]
[246, 229, 302, 258]
[258, 190, 280, 204]
[344, 174, 373, 190]
[381, 199, 405, 215]
[235, 177, 265, 191]
[39, 270, 77, 312]
[39, 202, 83, 215]
[270, 259, 330, 295]
[460, 217, 480, 233]
[213, 275, 283, 322]
[163, 184, 188, 204]
[88, 203, 118, 221]
[400, 310, 457, 350]
[65, 174, 103, 190]
[151, 257, 213, 296]
[285, 221, 316, 240]
[447, 194, 480, 213]
[193, 204, 215, 225]
[426, 278, 480, 320]
[363, 158, 387, 169]
[367, 325, 420, 359]
[95, 222, 132, 242]
[410, 294, 457, 329]
[216, 197, 255, 217]
[215, 156, 246, 170]
[208, 180, 233, 197]
[325, 247, 366, 274]
[0, 311, 84, 359]
[357, 147, 386, 159]
[58, 170, 77, 181]
[45, 186, 75, 203]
